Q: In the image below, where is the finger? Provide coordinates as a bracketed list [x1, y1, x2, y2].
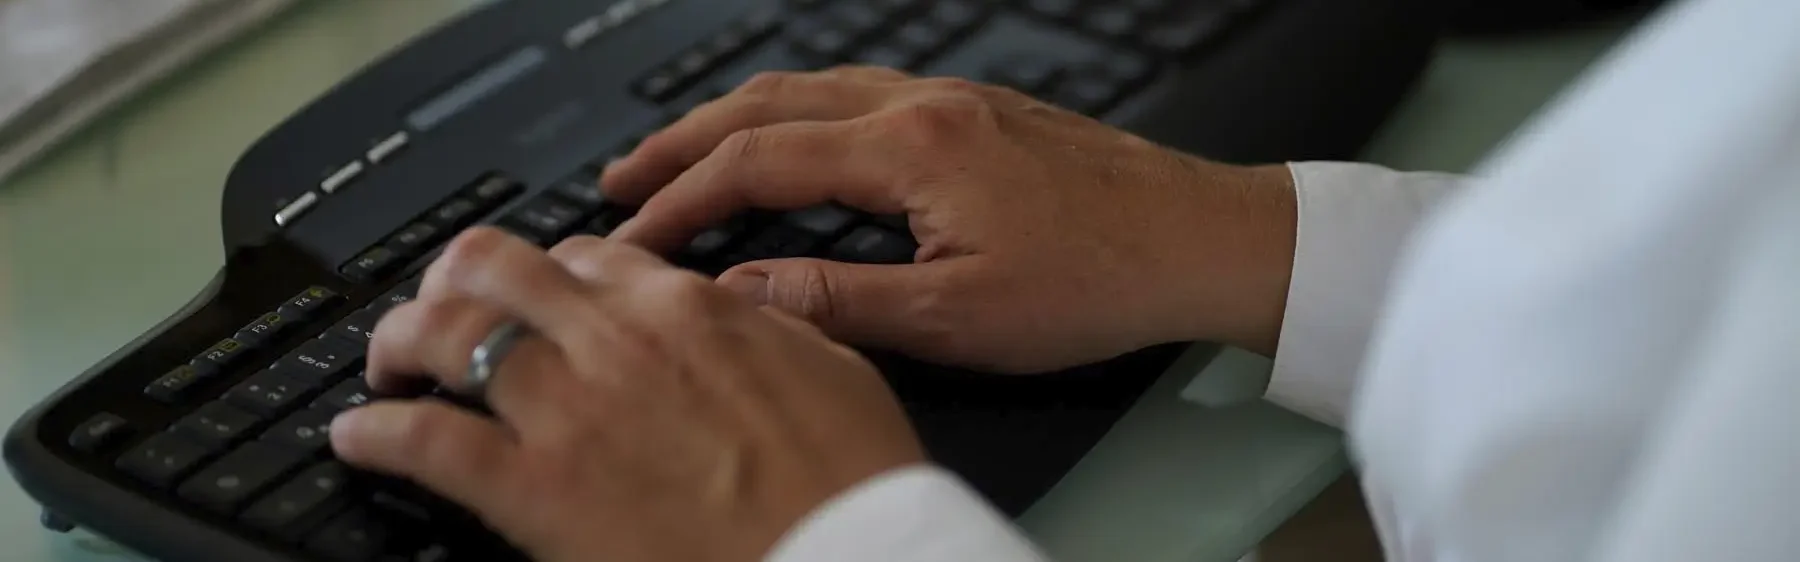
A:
[422, 227, 597, 339]
[609, 119, 910, 253]
[715, 256, 972, 351]
[365, 296, 564, 424]
[330, 400, 527, 524]
[601, 68, 899, 204]
[546, 234, 672, 284]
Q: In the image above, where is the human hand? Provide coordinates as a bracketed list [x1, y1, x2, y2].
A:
[329, 228, 926, 562]
[602, 66, 1299, 372]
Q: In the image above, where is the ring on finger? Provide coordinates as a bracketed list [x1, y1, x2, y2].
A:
[465, 320, 529, 397]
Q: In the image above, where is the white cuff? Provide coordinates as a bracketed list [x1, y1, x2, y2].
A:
[1264, 161, 1463, 428]
[766, 464, 1050, 562]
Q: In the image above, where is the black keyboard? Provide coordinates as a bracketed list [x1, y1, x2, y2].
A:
[4, 0, 1441, 560]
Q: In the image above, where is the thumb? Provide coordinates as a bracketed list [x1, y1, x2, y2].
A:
[716, 257, 957, 349]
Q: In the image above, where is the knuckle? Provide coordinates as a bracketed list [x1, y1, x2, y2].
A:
[719, 127, 767, 166]
[739, 70, 799, 95]
[436, 227, 510, 278]
[885, 96, 992, 147]
[789, 264, 839, 323]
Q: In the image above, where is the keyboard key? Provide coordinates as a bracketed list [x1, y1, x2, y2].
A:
[504, 196, 586, 239]
[340, 246, 399, 282]
[1084, 5, 1140, 37]
[272, 338, 362, 384]
[429, 197, 481, 227]
[173, 401, 264, 447]
[227, 371, 320, 417]
[306, 508, 392, 562]
[241, 462, 350, 539]
[829, 226, 918, 264]
[116, 432, 214, 488]
[987, 54, 1065, 95]
[280, 286, 340, 318]
[725, 224, 824, 264]
[368, 277, 421, 313]
[1145, 8, 1230, 54]
[328, 309, 380, 346]
[314, 378, 375, 412]
[237, 311, 293, 347]
[684, 217, 747, 260]
[1050, 73, 1120, 115]
[67, 413, 132, 453]
[550, 175, 607, 211]
[893, 21, 947, 53]
[1098, 49, 1153, 84]
[856, 43, 920, 70]
[177, 441, 305, 515]
[468, 175, 522, 205]
[1026, 0, 1082, 19]
[260, 407, 337, 455]
[194, 338, 251, 371]
[145, 364, 209, 403]
[784, 205, 858, 236]
[827, 2, 884, 36]
[1129, 0, 1173, 14]
[386, 222, 441, 256]
[588, 206, 636, 235]
[874, 214, 909, 232]
[930, 0, 984, 29]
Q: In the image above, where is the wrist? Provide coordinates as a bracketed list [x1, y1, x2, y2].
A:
[1153, 161, 1298, 355]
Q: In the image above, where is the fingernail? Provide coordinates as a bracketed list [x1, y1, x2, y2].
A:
[328, 407, 384, 450]
[719, 270, 770, 305]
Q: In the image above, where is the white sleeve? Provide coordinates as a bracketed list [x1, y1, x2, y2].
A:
[1262, 161, 1463, 429]
[765, 464, 1050, 562]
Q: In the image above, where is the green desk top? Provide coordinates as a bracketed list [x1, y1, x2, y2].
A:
[0, 2, 1640, 560]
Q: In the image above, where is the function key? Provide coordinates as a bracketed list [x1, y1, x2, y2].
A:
[227, 371, 320, 417]
[260, 407, 337, 455]
[176, 441, 306, 515]
[272, 338, 362, 384]
[340, 247, 399, 283]
[313, 378, 375, 412]
[429, 197, 482, 228]
[173, 401, 265, 447]
[328, 309, 381, 347]
[241, 461, 350, 540]
[235, 311, 292, 347]
[145, 364, 210, 403]
[829, 226, 919, 264]
[116, 432, 214, 488]
[194, 338, 252, 372]
[468, 176, 522, 205]
[280, 286, 341, 318]
[386, 222, 441, 256]
[67, 413, 132, 453]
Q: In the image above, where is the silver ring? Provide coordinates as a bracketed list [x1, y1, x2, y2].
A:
[465, 321, 527, 396]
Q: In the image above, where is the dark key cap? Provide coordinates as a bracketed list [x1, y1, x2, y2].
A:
[313, 378, 375, 412]
[386, 222, 440, 256]
[116, 432, 213, 488]
[505, 196, 586, 239]
[827, 2, 884, 35]
[551, 175, 607, 211]
[177, 441, 305, 515]
[856, 43, 919, 70]
[1130, 0, 1173, 14]
[1145, 8, 1230, 54]
[68, 413, 131, 453]
[785, 205, 858, 237]
[684, 217, 748, 260]
[261, 407, 337, 455]
[227, 371, 320, 417]
[1098, 49, 1153, 84]
[829, 226, 918, 264]
[1084, 5, 1139, 37]
[328, 309, 380, 346]
[306, 508, 391, 562]
[368, 277, 421, 313]
[893, 21, 946, 53]
[1025, 0, 1082, 19]
[429, 197, 481, 227]
[725, 224, 823, 264]
[194, 338, 251, 371]
[930, 0, 984, 29]
[234, 311, 291, 347]
[588, 206, 636, 235]
[340, 246, 399, 282]
[873, 213, 909, 232]
[173, 401, 264, 447]
[272, 338, 362, 384]
[468, 175, 522, 205]
[987, 54, 1065, 95]
[241, 462, 350, 540]
[145, 364, 209, 403]
[1050, 74, 1120, 115]
[279, 286, 340, 319]
[637, 70, 682, 102]
[799, 27, 853, 60]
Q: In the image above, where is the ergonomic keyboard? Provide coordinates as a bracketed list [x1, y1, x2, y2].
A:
[4, 0, 1441, 560]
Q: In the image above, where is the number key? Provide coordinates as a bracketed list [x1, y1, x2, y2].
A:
[227, 372, 318, 416]
[260, 407, 337, 455]
[271, 338, 361, 383]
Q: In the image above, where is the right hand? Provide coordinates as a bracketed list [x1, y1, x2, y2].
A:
[603, 66, 1299, 373]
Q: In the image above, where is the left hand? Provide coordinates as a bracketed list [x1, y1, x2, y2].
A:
[328, 227, 926, 562]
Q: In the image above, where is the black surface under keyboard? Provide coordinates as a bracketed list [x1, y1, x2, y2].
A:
[6, 0, 1447, 560]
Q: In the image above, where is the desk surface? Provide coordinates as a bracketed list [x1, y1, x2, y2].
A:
[0, 2, 1639, 560]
